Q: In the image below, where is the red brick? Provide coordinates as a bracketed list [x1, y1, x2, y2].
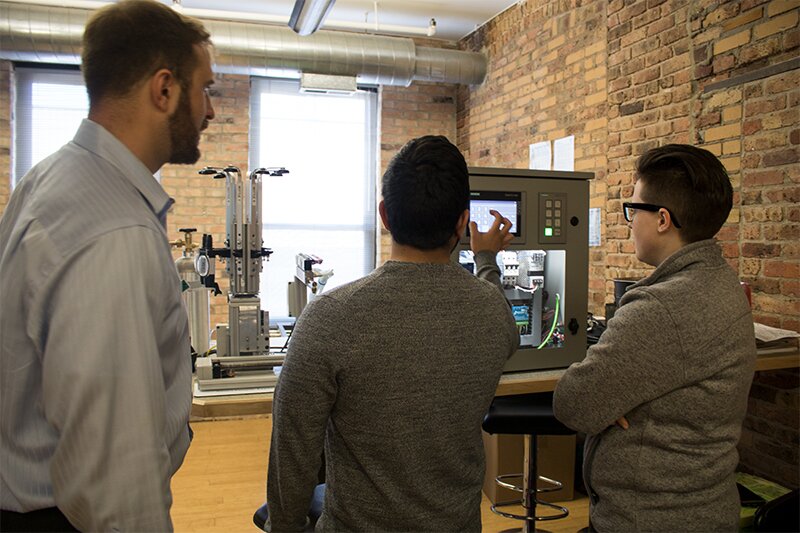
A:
[609, 20, 633, 41]
[704, 2, 742, 26]
[647, 13, 676, 35]
[741, 36, 782, 64]
[743, 169, 784, 186]
[721, 242, 740, 258]
[661, 25, 688, 45]
[631, 36, 661, 58]
[742, 243, 781, 258]
[743, 119, 763, 135]
[781, 318, 800, 333]
[763, 148, 799, 167]
[672, 117, 691, 132]
[620, 1, 648, 23]
[609, 75, 632, 93]
[764, 260, 800, 279]
[766, 71, 800, 94]
[698, 111, 722, 128]
[763, 223, 799, 240]
[712, 54, 736, 73]
[745, 96, 787, 116]
[632, 110, 660, 127]
[745, 84, 765, 99]
[786, 27, 800, 49]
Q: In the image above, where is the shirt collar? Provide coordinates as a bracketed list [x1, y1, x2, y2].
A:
[71, 119, 174, 220]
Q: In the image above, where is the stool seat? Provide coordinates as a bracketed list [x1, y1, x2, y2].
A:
[483, 393, 574, 436]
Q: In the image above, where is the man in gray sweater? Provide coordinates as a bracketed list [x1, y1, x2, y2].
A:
[266, 136, 519, 531]
[554, 144, 756, 531]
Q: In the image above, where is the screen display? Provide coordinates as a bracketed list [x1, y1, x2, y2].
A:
[468, 191, 521, 236]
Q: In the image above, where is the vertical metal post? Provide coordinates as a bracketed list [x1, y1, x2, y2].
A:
[522, 434, 538, 533]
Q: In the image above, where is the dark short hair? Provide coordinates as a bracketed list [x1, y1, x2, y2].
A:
[382, 136, 470, 250]
[635, 144, 733, 243]
[81, 0, 211, 105]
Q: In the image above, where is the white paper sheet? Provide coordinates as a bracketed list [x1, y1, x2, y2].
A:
[553, 135, 575, 171]
[529, 141, 551, 170]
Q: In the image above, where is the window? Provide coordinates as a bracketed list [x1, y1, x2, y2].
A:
[250, 78, 378, 317]
[14, 66, 88, 187]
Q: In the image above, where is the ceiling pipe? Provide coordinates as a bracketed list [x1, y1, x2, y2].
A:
[0, 1, 485, 86]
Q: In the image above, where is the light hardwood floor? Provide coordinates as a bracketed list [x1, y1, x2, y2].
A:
[172, 417, 589, 532]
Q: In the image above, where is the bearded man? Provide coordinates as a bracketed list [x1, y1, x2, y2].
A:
[0, 1, 215, 530]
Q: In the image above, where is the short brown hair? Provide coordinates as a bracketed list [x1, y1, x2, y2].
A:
[81, 0, 211, 105]
[635, 144, 733, 244]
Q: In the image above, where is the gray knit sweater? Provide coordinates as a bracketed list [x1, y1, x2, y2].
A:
[267, 251, 518, 532]
[554, 239, 757, 532]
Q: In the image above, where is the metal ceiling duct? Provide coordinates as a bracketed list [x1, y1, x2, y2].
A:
[0, 2, 486, 87]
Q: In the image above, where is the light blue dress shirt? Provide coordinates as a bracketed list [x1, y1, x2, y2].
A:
[0, 119, 192, 531]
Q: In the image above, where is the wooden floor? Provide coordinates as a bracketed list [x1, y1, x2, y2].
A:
[172, 417, 589, 532]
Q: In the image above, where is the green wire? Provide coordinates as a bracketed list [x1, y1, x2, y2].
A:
[536, 292, 560, 350]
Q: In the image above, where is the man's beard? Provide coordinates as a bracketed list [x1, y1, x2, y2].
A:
[167, 89, 203, 165]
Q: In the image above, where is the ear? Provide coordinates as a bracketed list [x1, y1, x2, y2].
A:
[455, 209, 469, 238]
[150, 68, 179, 114]
[657, 208, 673, 234]
[378, 200, 390, 231]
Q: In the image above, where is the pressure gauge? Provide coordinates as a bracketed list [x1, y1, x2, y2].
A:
[195, 254, 210, 277]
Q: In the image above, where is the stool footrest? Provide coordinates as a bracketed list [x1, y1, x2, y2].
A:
[495, 473, 563, 493]
[490, 500, 570, 522]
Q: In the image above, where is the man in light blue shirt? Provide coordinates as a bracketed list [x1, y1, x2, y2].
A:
[0, 1, 215, 530]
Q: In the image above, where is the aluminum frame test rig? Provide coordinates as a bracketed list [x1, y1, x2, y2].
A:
[192, 165, 287, 392]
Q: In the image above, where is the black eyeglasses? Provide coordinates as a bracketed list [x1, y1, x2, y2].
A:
[622, 202, 682, 228]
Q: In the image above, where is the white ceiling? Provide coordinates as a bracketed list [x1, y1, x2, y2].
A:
[176, 0, 520, 41]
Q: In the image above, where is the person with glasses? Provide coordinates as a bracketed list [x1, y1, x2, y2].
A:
[553, 144, 756, 531]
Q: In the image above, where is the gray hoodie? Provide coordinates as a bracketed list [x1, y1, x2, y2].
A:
[554, 239, 756, 532]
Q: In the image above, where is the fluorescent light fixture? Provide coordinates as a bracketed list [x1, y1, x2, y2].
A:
[288, 0, 336, 36]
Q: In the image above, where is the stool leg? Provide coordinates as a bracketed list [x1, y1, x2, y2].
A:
[523, 434, 536, 533]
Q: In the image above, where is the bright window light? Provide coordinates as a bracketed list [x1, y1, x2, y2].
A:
[14, 68, 88, 187]
[251, 78, 377, 317]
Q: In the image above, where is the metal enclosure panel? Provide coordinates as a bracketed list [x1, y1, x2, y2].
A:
[457, 167, 592, 373]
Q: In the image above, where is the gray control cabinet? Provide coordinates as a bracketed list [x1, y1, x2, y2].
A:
[456, 167, 592, 373]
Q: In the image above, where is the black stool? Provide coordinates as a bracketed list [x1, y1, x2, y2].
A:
[482, 392, 575, 532]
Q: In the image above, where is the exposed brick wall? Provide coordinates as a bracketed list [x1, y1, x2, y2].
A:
[686, 0, 799, 488]
[458, 0, 609, 313]
[690, 0, 800, 333]
[605, 0, 696, 295]
[741, 368, 800, 489]
[738, 69, 799, 332]
[456, 0, 798, 489]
